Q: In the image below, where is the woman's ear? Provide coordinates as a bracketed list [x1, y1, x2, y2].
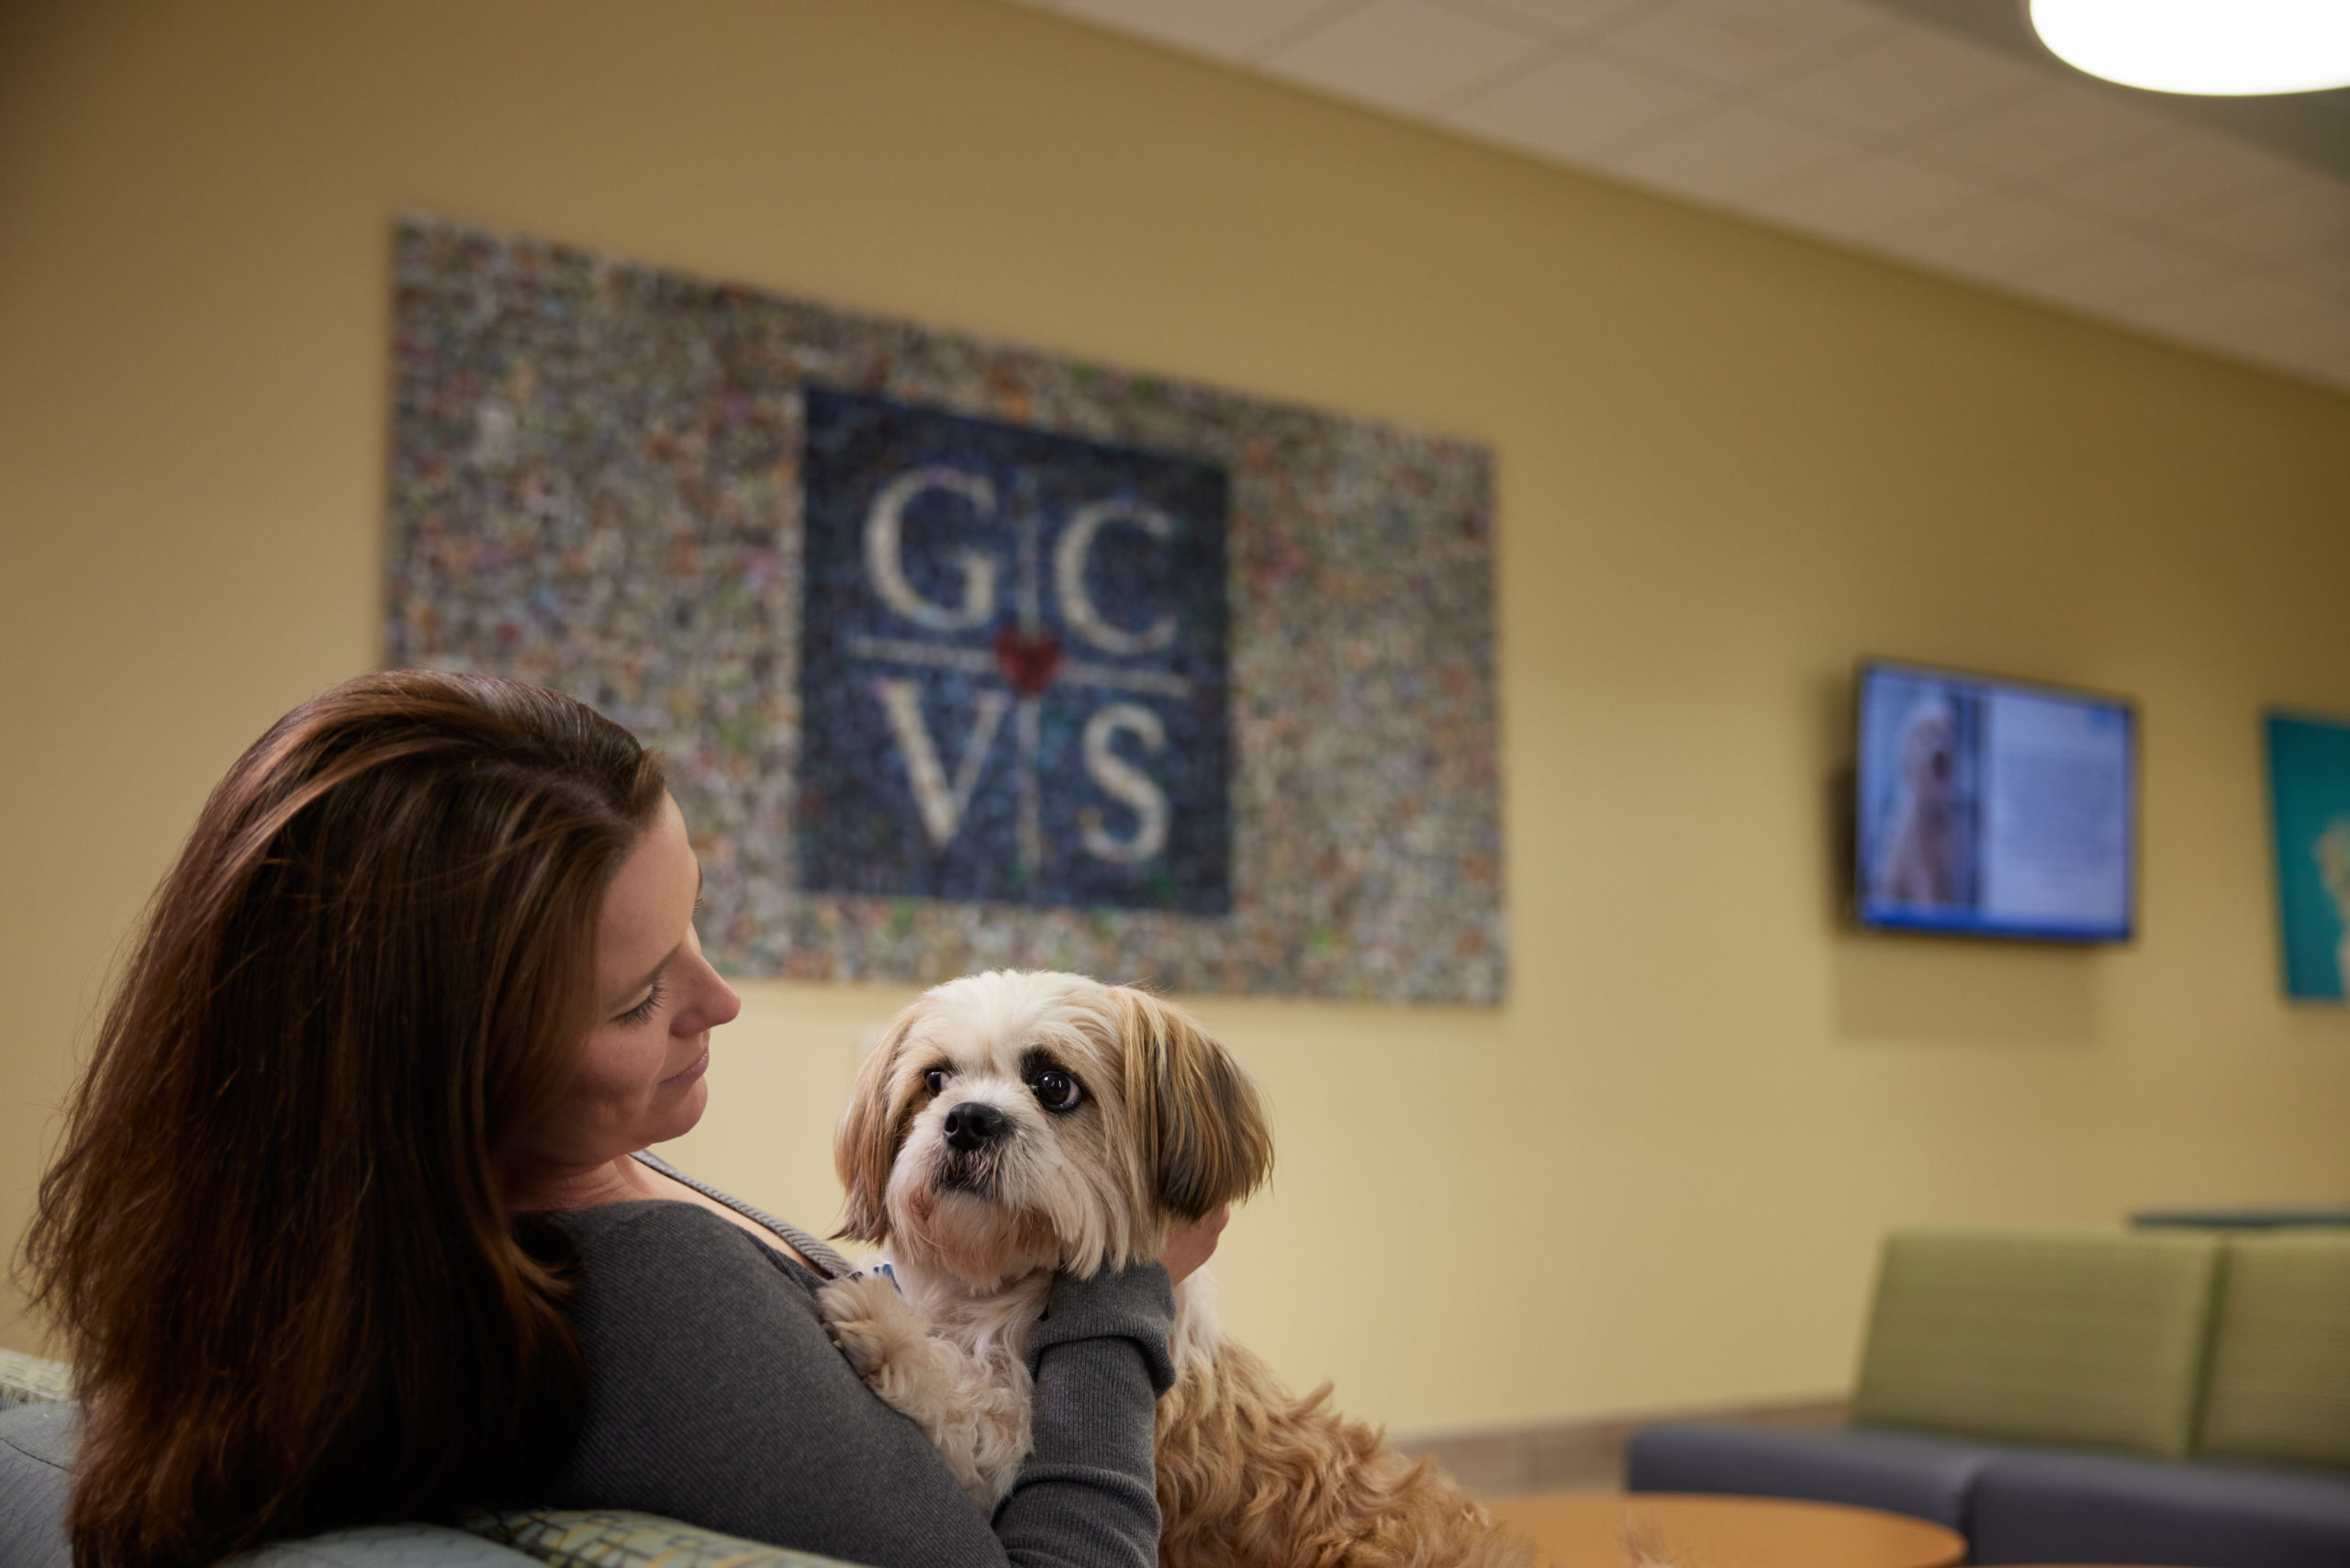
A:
[1114, 989, 1273, 1221]
[834, 1011, 916, 1243]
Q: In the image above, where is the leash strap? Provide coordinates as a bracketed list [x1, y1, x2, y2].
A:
[630, 1148, 857, 1280]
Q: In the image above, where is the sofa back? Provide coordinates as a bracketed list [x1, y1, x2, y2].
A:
[2198, 1230, 2350, 1469]
[1853, 1228, 2223, 1459]
[0, 1349, 867, 1568]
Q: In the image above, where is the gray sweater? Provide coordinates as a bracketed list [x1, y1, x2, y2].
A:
[541, 1201, 1177, 1568]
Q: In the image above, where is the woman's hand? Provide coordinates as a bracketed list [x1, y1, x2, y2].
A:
[1160, 1206, 1229, 1287]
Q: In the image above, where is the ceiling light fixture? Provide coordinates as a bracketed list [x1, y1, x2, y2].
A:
[2026, 0, 2350, 95]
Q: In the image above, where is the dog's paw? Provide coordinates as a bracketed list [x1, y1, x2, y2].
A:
[818, 1271, 922, 1383]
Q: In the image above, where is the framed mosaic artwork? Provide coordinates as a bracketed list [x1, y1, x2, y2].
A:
[386, 216, 1504, 1002]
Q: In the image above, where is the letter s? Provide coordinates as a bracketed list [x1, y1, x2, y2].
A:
[1080, 702, 1170, 866]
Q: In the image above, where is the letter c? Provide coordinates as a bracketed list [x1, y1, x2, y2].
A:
[1054, 500, 1179, 656]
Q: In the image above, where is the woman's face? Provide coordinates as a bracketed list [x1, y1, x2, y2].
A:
[534, 793, 743, 1170]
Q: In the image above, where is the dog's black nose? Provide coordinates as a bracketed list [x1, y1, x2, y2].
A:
[943, 1102, 1006, 1151]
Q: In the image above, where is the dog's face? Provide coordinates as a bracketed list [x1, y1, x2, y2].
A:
[834, 971, 1272, 1287]
[1901, 702, 1956, 803]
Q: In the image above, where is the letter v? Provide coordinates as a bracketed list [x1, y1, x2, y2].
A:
[874, 678, 1012, 849]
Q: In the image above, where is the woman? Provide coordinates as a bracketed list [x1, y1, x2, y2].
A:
[26, 670, 1218, 1568]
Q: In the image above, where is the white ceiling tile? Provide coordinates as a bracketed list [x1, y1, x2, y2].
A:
[2044, 126, 2312, 231]
[1430, 0, 1652, 44]
[1592, 0, 1889, 90]
[1892, 192, 2124, 278]
[2268, 302, 2350, 367]
[1592, 105, 1852, 207]
[1053, 0, 1358, 60]
[2255, 313, 2350, 391]
[1036, 0, 2350, 389]
[1262, 0, 1549, 112]
[1440, 47, 1710, 161]
[1908, 80, 2172, 187]
[2280, 252, 2350, 309]
[2191, 172, 2350, 266]
[2137, 286, 2350, 389]
[1754, 151, 1981, 245]
[2136, 273, 2338, 347]
[2021, 240, 2232, 319]
[1860, 218, 1996, 280]
[2264, 352, 2350, 395]
[1761, 25, 2043, 145]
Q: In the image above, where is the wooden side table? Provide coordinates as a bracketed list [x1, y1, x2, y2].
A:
[1483, 1492, 1965, 1568]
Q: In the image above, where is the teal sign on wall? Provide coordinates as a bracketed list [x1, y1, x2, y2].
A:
[2267, 712, 2350, 1002]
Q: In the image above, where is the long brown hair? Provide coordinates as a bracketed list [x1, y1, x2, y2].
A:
[22, 670, 666, 1567]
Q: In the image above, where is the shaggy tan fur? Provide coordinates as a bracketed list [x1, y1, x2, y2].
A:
[1155, 1332, 1529, 1568]
[822, 969, 1534, 1568]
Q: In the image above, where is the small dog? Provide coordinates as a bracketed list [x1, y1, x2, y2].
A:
[818, 969, 1533, 1568]
[1872, 695, 1965, 907]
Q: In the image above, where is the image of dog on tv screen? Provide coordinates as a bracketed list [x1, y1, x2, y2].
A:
[1863, 676, 1983, 912]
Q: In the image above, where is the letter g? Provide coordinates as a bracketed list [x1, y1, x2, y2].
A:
[865, 466, 1000, 632]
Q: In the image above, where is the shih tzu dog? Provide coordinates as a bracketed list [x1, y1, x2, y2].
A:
[818, 969, 1533, 1568]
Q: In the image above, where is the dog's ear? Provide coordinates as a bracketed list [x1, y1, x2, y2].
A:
[1113, 989, 1273, 1221]
[834, 1010, 917, 1243]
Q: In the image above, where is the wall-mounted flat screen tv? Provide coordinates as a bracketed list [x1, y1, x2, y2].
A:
[1854, 660, 2136, 943]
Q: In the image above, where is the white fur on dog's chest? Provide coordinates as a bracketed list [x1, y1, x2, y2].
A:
[818, 1260, 1046, 1509]
[897, 1258, 1051, 1370]
[825, 1255, 1221, 1511]
[894, 1257, 1220, 1375]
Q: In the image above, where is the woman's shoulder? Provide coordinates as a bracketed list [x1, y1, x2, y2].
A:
[545, 1200, 825, 1297]
[542, 1201, 849, 1400]
[547, 1196, 753, 1241]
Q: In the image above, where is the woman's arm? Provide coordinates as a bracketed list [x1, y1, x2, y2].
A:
[543, 1203, 1174, 1568]
[994, 1263, 1176, 1560]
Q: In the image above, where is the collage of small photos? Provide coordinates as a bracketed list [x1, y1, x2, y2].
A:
[386, 217, 1505, 1005]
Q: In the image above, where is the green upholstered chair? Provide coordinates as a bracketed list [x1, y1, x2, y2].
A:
[1852, 1227, 2224, 1459]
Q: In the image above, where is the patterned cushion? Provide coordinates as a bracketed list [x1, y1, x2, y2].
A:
[0, 1350, 73, 1410]
[469, 1509, 869, 1568]
[1852, 1228, 2222, 1458]
[2199, 1233, 2350, 1467]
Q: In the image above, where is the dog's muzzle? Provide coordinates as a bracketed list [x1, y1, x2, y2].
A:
[935, 1102, 1011, 1195]
[942, 1102, 1006, 1152]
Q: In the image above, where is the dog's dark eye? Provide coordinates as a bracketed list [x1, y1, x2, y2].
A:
[1032, 1070, 1082, 1113]
[923, 1067, 948, 1095]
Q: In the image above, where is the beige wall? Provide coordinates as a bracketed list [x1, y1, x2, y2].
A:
[6, 0, 2348, 1436]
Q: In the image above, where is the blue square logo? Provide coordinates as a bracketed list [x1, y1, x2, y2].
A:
[798, 390, 1231, 913]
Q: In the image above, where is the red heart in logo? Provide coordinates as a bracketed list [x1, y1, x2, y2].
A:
[994, 628, 1063, 697]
